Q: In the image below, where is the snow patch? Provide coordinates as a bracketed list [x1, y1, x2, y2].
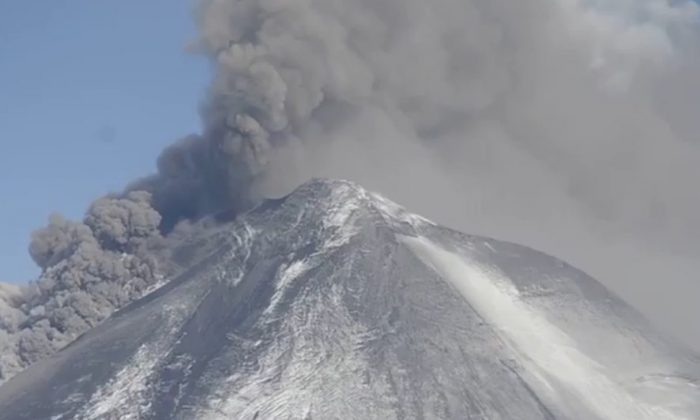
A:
[277, 260, 308, 293]
[265, 259, 310, 315]
[321, 183, 364, 248]
[224, 220, 257, 286]
[77, 344, 158, 420]
[197, 291, 396, 419]
[402, 235, 692, 420]
[76, 299, 196, 420]
[367, 191, 434, 228]
[142, 273, 167, 296]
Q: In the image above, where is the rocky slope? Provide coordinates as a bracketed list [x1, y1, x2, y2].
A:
[0, 179, 698, 419]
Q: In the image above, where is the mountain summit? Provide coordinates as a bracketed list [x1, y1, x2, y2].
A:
[0, 179, 698, 419]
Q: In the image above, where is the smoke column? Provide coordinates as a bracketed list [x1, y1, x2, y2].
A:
[2, 0, 700, 383]
[193, 0, 700, 350]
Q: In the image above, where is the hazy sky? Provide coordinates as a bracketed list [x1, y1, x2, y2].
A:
[0, 0, 207, 282]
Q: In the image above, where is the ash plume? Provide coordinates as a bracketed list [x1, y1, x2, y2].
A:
[0, 195, 162, 382]
[3, 0, 700, 383]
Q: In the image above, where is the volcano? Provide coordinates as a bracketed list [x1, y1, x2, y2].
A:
[0, 179, 698, 420]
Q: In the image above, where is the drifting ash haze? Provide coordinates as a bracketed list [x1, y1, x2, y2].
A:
[1, 0, 700, 395]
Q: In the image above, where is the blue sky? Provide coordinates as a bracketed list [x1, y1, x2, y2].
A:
[0, 1, 209, 283]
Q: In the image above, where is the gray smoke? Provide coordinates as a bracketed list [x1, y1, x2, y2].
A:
[0, 283, 25, 383]
[0, 194, 162, 383]
[85, 191, 162, 252]
[190, 0, 700, 350]
[3, 0, 700, 384]
[191, 0, 700, 350]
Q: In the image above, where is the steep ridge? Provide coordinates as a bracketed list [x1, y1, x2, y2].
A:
[0, 179, 698, 419]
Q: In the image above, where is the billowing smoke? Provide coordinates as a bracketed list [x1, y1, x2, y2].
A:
[3, 0, 700, 383]
[0, 194, 162, 382]
[189, 0, 700, 350]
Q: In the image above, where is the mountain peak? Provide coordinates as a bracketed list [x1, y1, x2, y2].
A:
[1, 180, 698, 419]
[256, 178, 434, 235]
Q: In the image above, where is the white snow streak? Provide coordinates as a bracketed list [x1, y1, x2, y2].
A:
[321, 183, 363, 248]
[78, 345, 158, 420]
[367, 192, 433, 228]
[197, 292, 396, 419]
[265, 259, 310, 315]
[320, 181, 433, 250]
[224, 220, 257, 286]
[402, 235, 691, 420]
[75, 298, 198, 420]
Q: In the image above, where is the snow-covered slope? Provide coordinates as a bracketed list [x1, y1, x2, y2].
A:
[0, 179, 698, 419]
